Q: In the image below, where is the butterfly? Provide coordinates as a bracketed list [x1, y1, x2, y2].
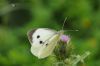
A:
[27, 17, 77, 59]
[27, 28, 64, 59]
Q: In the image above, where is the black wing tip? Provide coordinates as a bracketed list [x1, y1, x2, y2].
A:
[27, 28, 37, 43]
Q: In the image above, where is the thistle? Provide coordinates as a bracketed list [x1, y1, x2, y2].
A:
[53, 35, 90, 66]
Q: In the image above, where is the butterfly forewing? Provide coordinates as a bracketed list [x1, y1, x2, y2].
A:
[28, 28, 59, 58]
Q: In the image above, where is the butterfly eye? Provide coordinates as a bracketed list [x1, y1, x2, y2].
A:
[37, 35, 40, 38]
[40, 41, 43, 44]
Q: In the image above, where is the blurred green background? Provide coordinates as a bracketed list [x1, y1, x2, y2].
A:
[0, 0, 100, 66]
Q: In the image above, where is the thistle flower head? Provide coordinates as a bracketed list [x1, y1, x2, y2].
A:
[60, 35, 70, 43]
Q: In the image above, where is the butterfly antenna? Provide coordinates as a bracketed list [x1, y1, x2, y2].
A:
[61, 17, 79, 32]
[62, 17, 67, 30]
[64, 29, 79, 31]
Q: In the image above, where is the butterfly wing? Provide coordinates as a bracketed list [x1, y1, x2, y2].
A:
[37, 33, 60, 59]
[27, 28, 57, 58]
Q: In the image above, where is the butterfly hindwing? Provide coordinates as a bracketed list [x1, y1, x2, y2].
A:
[38, 34, 60, 58]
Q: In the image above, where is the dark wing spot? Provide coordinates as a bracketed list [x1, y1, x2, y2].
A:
[40, 41, 43, 44]
[27, 29, 36, 43]
[37, 35, 40, 38]
[46, 43, 48, 46]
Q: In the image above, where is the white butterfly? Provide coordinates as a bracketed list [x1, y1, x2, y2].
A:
[27, 28, 63, 59]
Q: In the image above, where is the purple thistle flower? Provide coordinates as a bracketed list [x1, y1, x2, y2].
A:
[60, 35, 70, 43]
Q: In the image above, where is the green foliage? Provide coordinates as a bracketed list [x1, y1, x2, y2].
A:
[0, 0, 100, 66]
